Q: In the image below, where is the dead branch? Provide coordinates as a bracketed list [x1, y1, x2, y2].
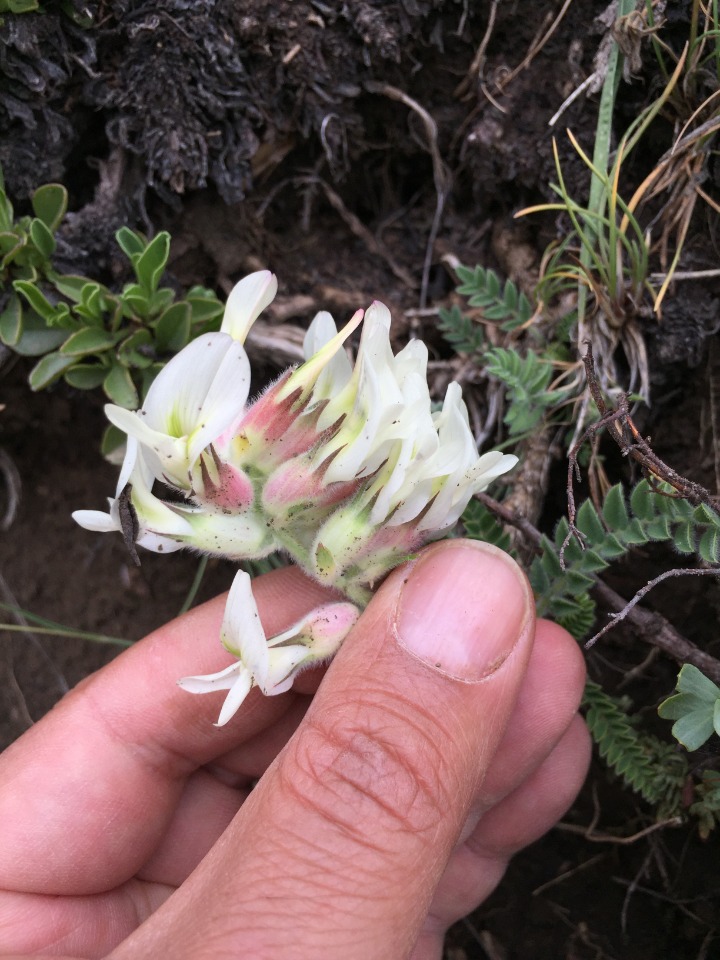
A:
[476, 492, 720, 683]
[454, 0, 500, 98]
[0, 449, 21, 531]
[475, 491, 544, 549]
[592, 579, 720, 684]
[494, 0, 574, 93]
[498, 424, 557, 556]
[586, 568, 720, 648]
[562, 343, 719, 561]
[245, 319, 306, 366]
[555, 817, 682, 845]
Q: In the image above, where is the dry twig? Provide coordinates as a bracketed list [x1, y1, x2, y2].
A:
[476, 493, 720, 683]
[592, 579, 720, 683]
[586, 568, 720, 648]
[556, 817, 682, 845]
[454, 0, 500, 99]
[562, 343, 718, 560]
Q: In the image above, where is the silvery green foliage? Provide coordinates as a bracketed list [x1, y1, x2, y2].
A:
[659, 665, 720, 752]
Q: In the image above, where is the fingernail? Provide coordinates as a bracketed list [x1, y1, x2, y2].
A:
[394, 541, 533, 681]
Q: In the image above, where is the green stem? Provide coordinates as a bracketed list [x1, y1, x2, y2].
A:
[577, 0, 636, 330]
[689, 0, 700, 63]
[645, 0, 670, 81]
[0, 623, 131, 646]
[177, 555, 209, 616]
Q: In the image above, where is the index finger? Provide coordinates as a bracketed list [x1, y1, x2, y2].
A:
[0, 565, 336, 896]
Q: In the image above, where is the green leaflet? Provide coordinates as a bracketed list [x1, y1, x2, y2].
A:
[532, 480, 720, 631]
[437, 263, 535, 355]
[437, 305, 484, 355]
[454, 264, 534, 331]
[462, 480, 720, 642]
[484, 347, 567, 437]
[583, 680, 687, 816]
[659, 665, 720, 751]
[462, 483, 720, 826]
[460, 498, 511, 551]
[0, 163, 224, 415]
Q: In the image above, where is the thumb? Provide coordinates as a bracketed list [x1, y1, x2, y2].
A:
[111, 540, 535, 960]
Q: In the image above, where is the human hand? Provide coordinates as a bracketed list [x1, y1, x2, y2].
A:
[0, 540, 590, 960]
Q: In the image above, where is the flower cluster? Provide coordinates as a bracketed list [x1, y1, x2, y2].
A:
[74, 271, 517, 723]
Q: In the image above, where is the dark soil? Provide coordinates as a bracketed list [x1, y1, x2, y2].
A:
[2, 1, 720, 957]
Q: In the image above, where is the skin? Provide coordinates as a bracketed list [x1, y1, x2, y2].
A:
[0, 540, 591, 960]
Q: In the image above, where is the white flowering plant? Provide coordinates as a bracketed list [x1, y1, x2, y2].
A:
[74, 271, 517, 725]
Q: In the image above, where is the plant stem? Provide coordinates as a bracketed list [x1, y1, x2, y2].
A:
[0, 623, 131, 647]
[177, 555, 208, 616]
[577, 0, 636, 333]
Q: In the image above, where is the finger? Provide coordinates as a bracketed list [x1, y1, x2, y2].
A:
[109, 540, 537, 960]
[0, 566, 337, 895]
[0, 771, 248, 958]
[414, 713, 592, 959]
[137, 770, 247, 886]
[467, 714, 591, 858]
[459, 617, 586, 839]
[135, 699, 314, 889]
[206, 696, 313, 785]
[212, 621, 583, 798]
[0, 878, 172, 960]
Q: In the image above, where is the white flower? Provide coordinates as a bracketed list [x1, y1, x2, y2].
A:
[178, 571, 360, 725]
[105, 332, 252, 492]
[313, 302, 406, 483]
[75, 271, 519, 723]
[73, 438, 273, 561]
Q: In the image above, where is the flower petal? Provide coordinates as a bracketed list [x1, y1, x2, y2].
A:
[129, 468, 195, 538]
[144, 334, 236, 432]
[177, 661, 241, 693]
[177, 662, 254, 727]
[105, 405, 187, 475]
[187, 339, 251, 465]
[282, 308, 364, 404]
[72, 509, 118, 533]
[303, 311, 353, 399]
[220, 571, 269, 682]
[215, 670, 254, 726]
[221, 271, 278, 343]
[260, 645, 309, 695]
[106, 335, 251, 488]
[136, 530, 185, 553]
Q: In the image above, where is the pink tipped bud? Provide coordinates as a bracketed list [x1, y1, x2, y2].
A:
[194, 451, 255, 510]
[230, 373, 330, 472]
[269, 602, 361, 661]
[301, 602, 361, 657]
[262, 455, 360, 518]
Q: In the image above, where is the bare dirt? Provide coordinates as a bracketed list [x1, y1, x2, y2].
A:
[2, 1, 720, 957]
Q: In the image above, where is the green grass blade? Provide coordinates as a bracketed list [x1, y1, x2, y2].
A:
[177, 555, 209, 616]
